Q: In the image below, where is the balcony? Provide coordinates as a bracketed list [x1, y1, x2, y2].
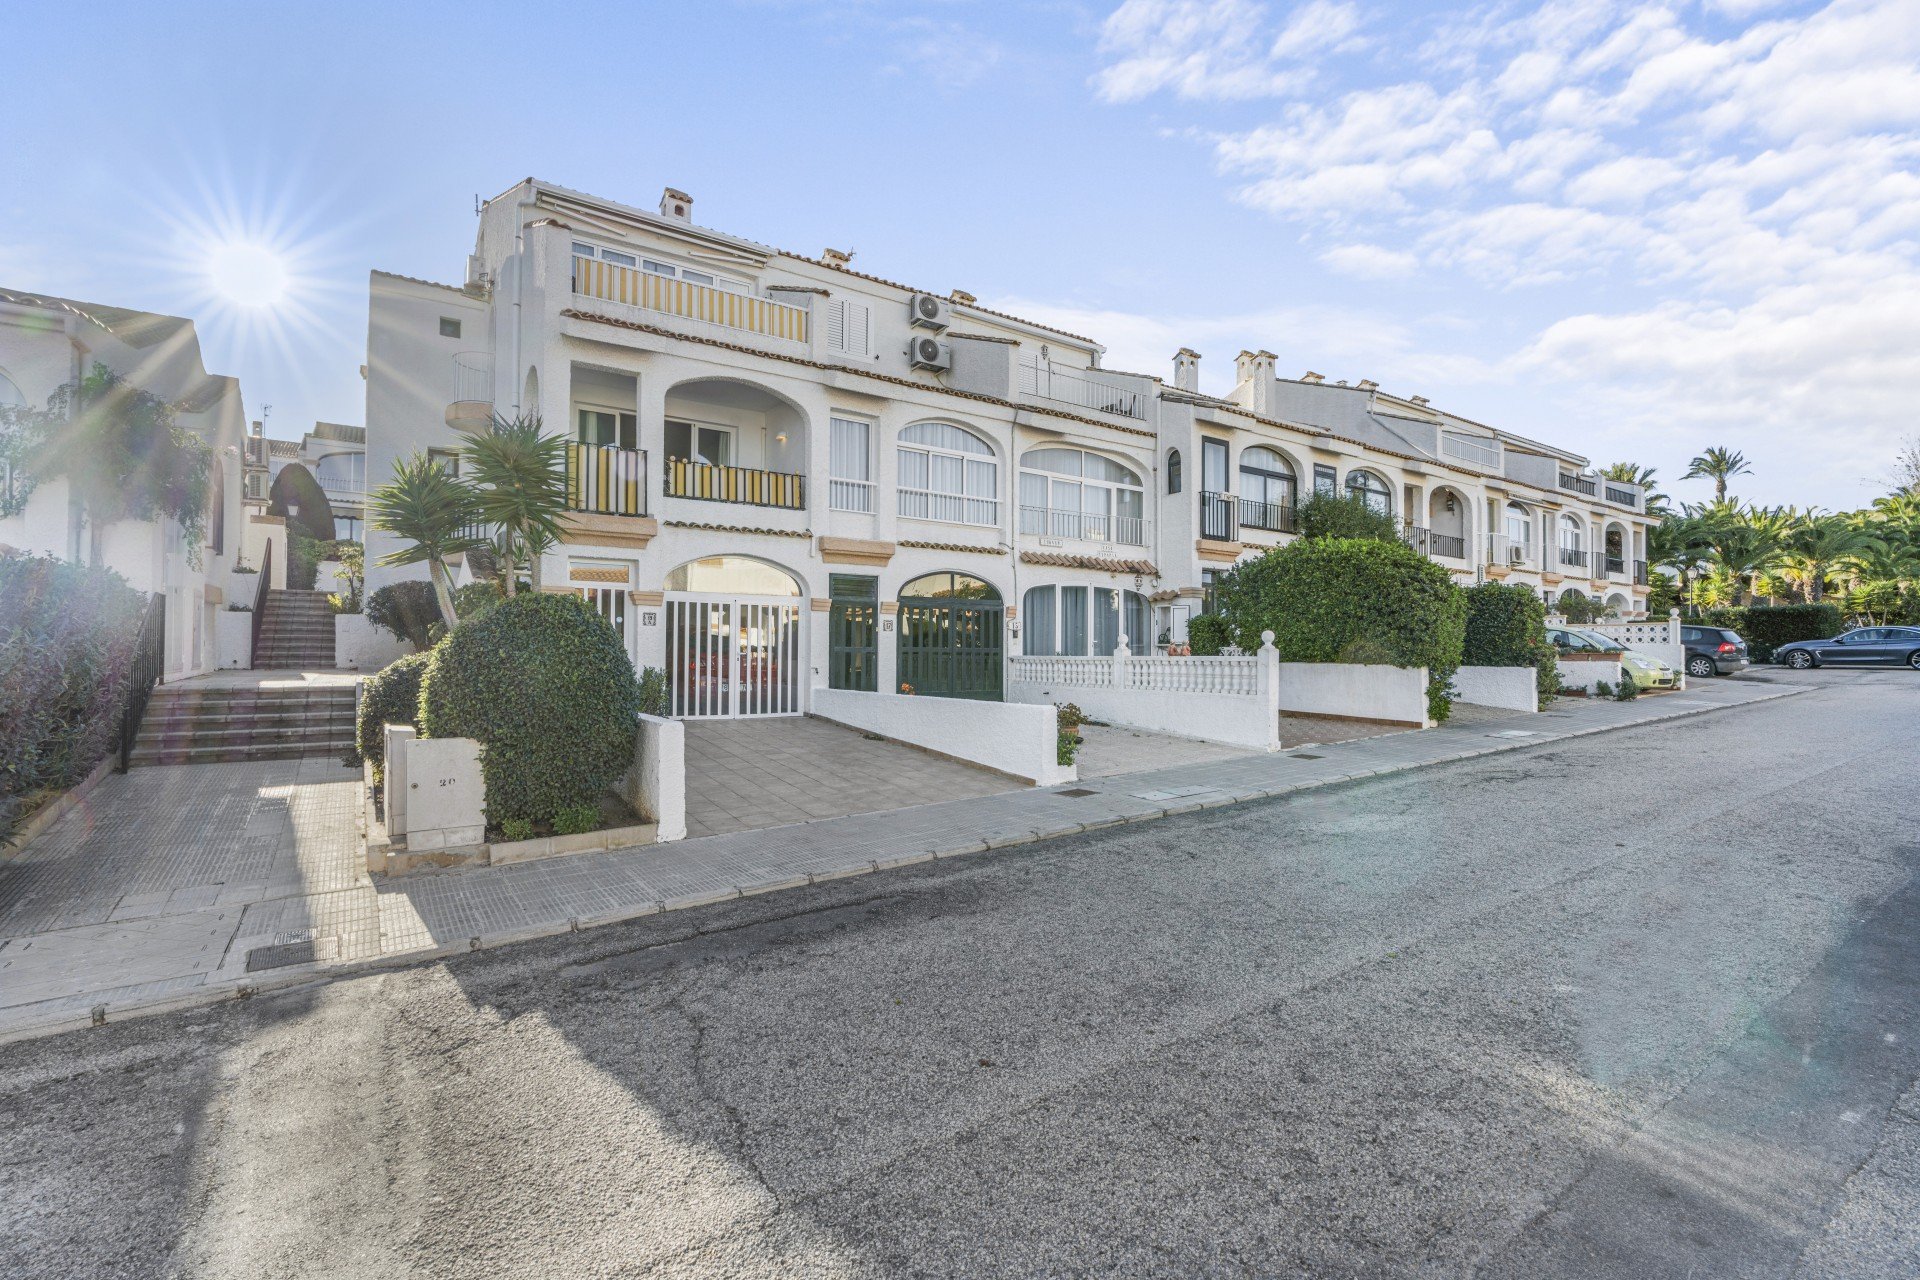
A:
[1604, 484, 1639, 509]
[1241, 498, 1298, 535]
[664, 458, 805, 510]
[1017, 359, 1149, 420]
[1557, 545, 1589, 572]
[447, 351, 494, 431]
[1486, 534, 1532, 571]
[573, 258, 807, 344]
[1559, 473, 1598, 497]
[1605, 555, 1627, 578]
[1405, 525, 1467, 560]
[1019, 505, 1146, 546]
[1199, 491, 1237, 542]
[569, 443, 647, 516]
[1440, 431, 1502, 469]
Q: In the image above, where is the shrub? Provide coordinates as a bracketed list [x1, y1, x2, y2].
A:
[419, 593, 640, 827]
[356, 650, 432, 784]
[452, 580, 502, 623]
[1055, 702, 1089, 737]
[552, 804, 599, 836]
[1463, 582, 1559, 707]
[286, 531, 325, 591]
[1216, 536, 1467, 722]
[1057, 732, 1080, 767]
[637, 666, 669, 719]
[1614, 678, 1640, 701]
[0, 554, 147, 844]
[1185, 613, 1230, 656]
[1699, 603, 1843, 663]
[1594, 679, 1614, 698]
[1294, 492, 1402, 543]
[367, 580, 442, 651]
[1555, 588, 1597, 623]
[499, 817, 534, 844]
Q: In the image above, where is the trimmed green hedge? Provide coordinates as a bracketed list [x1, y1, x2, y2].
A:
[1216, 536, 1467, 721]
[1699, 603, 1843, 662]
[419, 592, 640, 826]
[1293, 491, 1402, 542]
[356, 650, 432, 784]
[1185, 613, 1230, 656]
[1463, 582, 1559, 706]
[367, 581, 441, 651]
[1, 553, 147, 844]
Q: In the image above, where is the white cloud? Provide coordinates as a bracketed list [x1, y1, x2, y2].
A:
[1093, 0, 1363, 103]
[1319, 243, 1419, 279]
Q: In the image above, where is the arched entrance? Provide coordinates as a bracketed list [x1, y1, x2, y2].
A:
[664, 556, 805, 718]
[897, 572, 1004, 701]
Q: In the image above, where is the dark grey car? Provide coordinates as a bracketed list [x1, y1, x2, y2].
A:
[1775, 626, 1920, 670]
[1680, 625, 1749, 678]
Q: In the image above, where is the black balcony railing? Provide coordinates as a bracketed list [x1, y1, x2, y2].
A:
[1558, 546, 1589, 570]
[1240, 498, 1297, 534]
[1404, 526, 1468, 559]
[1605, 555, 1626, 577]
[1199, 491, 1237, 541]
[664, 457, 805, 510]
[1605, 485, 1639, 508]
[1633, 559, 1648, 585]
[568, 443, 647, 516]
[1559, 473, 1598, 497]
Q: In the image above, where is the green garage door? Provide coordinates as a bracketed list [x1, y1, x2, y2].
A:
[896, 572, 1004, 701]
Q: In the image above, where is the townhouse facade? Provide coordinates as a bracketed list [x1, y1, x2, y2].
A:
[363, 179, 1653, 719]
[244, 419, 367, 539]
[1, 288, 253, 680]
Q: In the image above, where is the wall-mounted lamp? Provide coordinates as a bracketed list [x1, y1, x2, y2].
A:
[775, 433, 788, 445]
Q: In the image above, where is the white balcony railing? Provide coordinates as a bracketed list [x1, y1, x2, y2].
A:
[573, 258, 808, 344]
[828, 478, 875, 513]
[1441, 432, 1502, 469]
[1017, 359, 1149, 420]
[1018, 505, 1146, 546]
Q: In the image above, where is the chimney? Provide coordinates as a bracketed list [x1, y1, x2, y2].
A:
[1410, 395, 1430, 405]
[251, 420, 263, 436]
[1357, 379, 1379, 391]
[659, 187, 693, 222]
[1172, 348, 1200, 392]
[949, 289, 976, 305]
[1232, 350, 1278, 415]
[1301, 371, 1324, 384]
[822, 246, 853, 268]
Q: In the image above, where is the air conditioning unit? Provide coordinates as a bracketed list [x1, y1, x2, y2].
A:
[1507, 544, 1528, 566]
[908, 293, 951, 330]
[908, 335, 952, 371]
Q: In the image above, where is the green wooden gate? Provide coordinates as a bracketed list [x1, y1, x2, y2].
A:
[827, 574, 878, 692]
[897, 598, 1004, 700]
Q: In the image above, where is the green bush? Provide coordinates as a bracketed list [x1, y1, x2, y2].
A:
[552, 804, 598, 836]
[1185, 613, 1230, 656]
[0, 554, 147, 844]
[1699, 603, 1843, 663]
[286, 531, 325, 592]
[268, 463, 336, 542]
[452, 580, 502, 623]
[637, 666, 669, 718]
[1216, 536, 1467, 721]
[1554, 588, 1597, 623]
[356, 650, 432, 784]
[419, 593, 640, 827]
[499, 817, 534, 843]
[1463, 582, 1558, 707]
[1056, 732, 1080, 767]
[1294, 492, 1402, 543]
[367, 580, 441, 651]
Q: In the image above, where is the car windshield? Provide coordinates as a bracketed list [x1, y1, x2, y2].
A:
[1571, 629, 1626, 652]
[1550, 629, 1598, 651]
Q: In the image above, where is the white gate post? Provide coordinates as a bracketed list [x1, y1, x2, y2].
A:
[1259, 630, 1280, 751]
[1667, 607, 1681, 644]
[1112, 633, 1131, 689]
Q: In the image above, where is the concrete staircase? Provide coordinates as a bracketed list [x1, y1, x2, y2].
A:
[128, 684, 357, 767]
[254, 590, 336, 669]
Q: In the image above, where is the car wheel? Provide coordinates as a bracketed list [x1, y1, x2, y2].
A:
[1908, 649, 1920, 671]
[1786, 650, 1815, 669]
[1686, 655, 1716, 679]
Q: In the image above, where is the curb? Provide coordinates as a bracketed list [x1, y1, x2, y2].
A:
[0, 684, 1807, 1047]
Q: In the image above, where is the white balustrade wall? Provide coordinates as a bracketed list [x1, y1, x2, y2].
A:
[1559, 609, 1686, 684]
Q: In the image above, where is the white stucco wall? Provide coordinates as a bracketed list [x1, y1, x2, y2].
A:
[335, 614, 414, 672]
[620, 713, 687, 843]
[811, 688, 1073, 786]
[1007, 676, 1277, 750]
[1451, 665, 1539, 713]
[1277, 663, 1431, 727]
[214, 609, 253, 669]
[1556, 656, 1624, 694]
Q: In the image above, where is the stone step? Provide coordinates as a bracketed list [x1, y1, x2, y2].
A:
[140, 709, 357, 734]
[127, 738, 357, 767]
[135, 724, 356, 752]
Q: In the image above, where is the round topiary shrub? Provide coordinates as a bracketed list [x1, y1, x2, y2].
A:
[418, 592, 640, 827]
[367, 580, 442, 651]
[357, 650, 432, 784]
[1216, 536, 1467, 721]
[1185, 613, 1230, 656]
[1463, 582, 1558, 706]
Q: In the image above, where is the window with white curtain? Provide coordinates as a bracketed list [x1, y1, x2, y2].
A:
[1505, 501, 1533, 551]
[1018, 447, 1145, 545]
[1021, 585, 1151, 656]
[898, 422, 997, 526]
[829, 417, 873, 512]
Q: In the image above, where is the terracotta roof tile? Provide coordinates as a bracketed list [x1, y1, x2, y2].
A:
[1020, 550, 1158, 576]
[898, 539, 1007, 555]
[663, 519, 811, 539]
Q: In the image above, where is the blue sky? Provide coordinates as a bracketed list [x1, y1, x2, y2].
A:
[4, 0, 1915, 510]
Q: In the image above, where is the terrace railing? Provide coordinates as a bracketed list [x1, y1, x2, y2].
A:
[118, 592, 165, 771]
[573, 258, 808, 343]
[1018, 505, 1146, 546]
[567, 443, 647, 516]
[1199, 491, 1237, 541]
[1240, 498, 1298, 534]
[664, 457, 805, 510]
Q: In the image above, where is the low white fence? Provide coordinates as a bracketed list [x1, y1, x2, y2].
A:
[1560, 609, 1686, 684]
[813, 688, 1074, 787]
[1556, 654, 1624, 694]
[1452, 665, 1538, 713]
[1277, 662, 1429, 727]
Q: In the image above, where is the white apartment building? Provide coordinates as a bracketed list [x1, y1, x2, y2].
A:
[363, 179, 1653, 717]
[1, 289, 253, 679]
[244, 419, 367, 540]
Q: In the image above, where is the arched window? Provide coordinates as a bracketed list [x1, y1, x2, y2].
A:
[1239, 447, 1296, 531]
[1018, 447, 1145, 546]
[1557, 513, 1585, 569]
[0, 367, 24, 407]
[665, 556, 803, 596]
[898, 422, 997, 527]
[1166, 449, 1182, 494]
[1021, 584, 1149, 656]
[1504, 502, 1532, 553]
[1345, 469, 1392, 515]
[901, 572, 999, 600]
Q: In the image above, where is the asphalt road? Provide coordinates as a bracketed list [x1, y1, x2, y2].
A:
[3, 667, 1917, 1279]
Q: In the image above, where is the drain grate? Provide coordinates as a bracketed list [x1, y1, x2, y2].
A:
[1290, 752, 1323, 760]
[1053, 788, 1099, 798]
[246, 933, 340, 972]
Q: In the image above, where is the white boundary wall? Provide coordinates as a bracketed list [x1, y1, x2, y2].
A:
[336, 614, 414, 672]
[813, 688, 1074, 786]
[621, 713, 687, 843]
[1559, 609, 1687, 685]
[1278, 662, 1430, 727]
[1452, 665, 1538, 712]
[1557, 656, 1624, 694]
[1010, 642, 1279, 750]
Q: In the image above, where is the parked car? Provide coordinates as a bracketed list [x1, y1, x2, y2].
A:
[1680, 625, 1750, 678]
[1546, 626, 1620, 655]
[1618, 650, 1680, 691]
[1774, 626, 1920, 670]
[1545, 627, 1678, 690]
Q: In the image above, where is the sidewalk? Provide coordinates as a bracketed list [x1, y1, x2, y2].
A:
[0, 678, 1804, 1043]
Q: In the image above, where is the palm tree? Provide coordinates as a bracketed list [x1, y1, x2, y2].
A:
[368, 453, 483, 630]
[1602, 462, 1668, 515]
[1780, 512, 1880, 603]
[1682, 446, 1752, 502]
[462, 414, 573, 596]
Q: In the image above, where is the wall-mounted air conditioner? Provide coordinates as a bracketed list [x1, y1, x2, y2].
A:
[908, 293, 951, 330]
[1507, 544, 1528, 566]
[908, 335, 952, 371]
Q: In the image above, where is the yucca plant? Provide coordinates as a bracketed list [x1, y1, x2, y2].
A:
[463, 414, 573, 596]
[368, 453, 484, 631]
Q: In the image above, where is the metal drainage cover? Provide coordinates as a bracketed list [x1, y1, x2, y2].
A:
[1290, 752, 1323, 760]
[246, 934, 340, 972]
[1492, 730, 1540, 738]
[1053, 788, 1099, 798]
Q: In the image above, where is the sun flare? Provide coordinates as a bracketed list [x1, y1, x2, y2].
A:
[206, 240, 290, 309]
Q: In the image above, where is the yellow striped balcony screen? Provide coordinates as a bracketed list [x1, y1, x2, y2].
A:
[572, 258, 808, 343]
[567, 443, 647, 516]
[664, 459, 806, 510]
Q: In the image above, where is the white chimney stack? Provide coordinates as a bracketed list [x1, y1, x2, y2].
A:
[659, 187, 693, 221]
[1232, 350, 1278, 415]
[1173, 348, 1200, 392]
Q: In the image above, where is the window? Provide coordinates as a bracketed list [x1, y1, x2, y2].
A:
[825, 297, 873, 358]
[1018, 447, 1144, 545]
[1167, 449, 1181, 494]
[898, 422, 997, 527]
[902, 572, 998, 600]
[1201, 438, 1229, 493]
[665, 556, 802, 596]
[439, 317, 461, 339]
[665, 419, 733, 466]
[829, 416, 873, 512]
[1345, 469, 1392, 515]
[1238, 446, 1295, 522]
[1504, 501, 1532, 550]
[1313, 464, 1337, 497]
[1021, 584, 1151, 656]
[1202, 568, 1221, 615]
[578, 407, 638, 451]
[427, 447, 460, 477]
[572, 241, 637, 269]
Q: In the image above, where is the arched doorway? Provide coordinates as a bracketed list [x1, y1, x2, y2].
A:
[897, 572, 1004, 701]
[664, 556, 805, 718]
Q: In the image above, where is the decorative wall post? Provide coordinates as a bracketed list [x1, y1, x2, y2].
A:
[1112, 632, 1131, 689]
[1259, 629, 1280, 751]
[1667, 607, 1681, 644]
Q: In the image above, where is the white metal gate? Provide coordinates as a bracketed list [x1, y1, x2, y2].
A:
[665, 595, 804, 718]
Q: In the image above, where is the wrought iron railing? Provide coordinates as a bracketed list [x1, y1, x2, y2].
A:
[567, 443, 647, 516]
[1240, 498, 1297, 534]
[1633, 559, 1648, 585]
[1016, 360, 1149, 419]
[249, 539, 272, 668]
[1605, 485, 1639, 508]
[119, 591, 166, 770]
[1199, 491, 1237, 541]
[663, 457, 805, 510]
[1558, 546, 1589, 570]
[1605, 555, 1627, 577]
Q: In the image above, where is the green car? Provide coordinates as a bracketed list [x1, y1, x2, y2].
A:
[1617, 649, 1680, 691]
